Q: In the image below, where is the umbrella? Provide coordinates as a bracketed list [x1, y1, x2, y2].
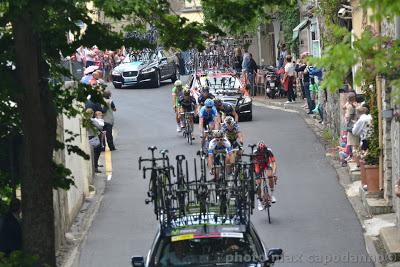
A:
[300, 51, 310, 58]
[84, 65, 99, 75]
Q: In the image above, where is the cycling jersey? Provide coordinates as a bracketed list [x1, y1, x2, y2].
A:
[199, 106, 218, 123]
[216, 102, 235, 116]
[179, 95, 196, 112]
[221, 123, 240, 143]
[208, 138, 233, 156]
[172, 86, 183, 107]
[254, 148, 276, 174]
[198, 93, 215, 106]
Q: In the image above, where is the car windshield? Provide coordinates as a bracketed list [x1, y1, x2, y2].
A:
[196, 76, 242, 91]
[154, 234, 260, 266]
[122, 52, 156, 63]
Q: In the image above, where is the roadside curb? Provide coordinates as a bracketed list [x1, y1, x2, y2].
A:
[56, 165, 107, 267]
[253, 98, 388, 267]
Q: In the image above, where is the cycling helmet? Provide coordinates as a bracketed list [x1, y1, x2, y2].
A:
[174, 80, 183, 87]
[224, 116, 235, 125]
[213, 130, 224, 139]
[214, 98, 222, 106]
[204, 98, 214, 108]
[224, 104, 234, 114]
[257, 141, 266, 151]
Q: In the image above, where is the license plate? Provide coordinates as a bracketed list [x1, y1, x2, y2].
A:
[269, 82, 275, 87]
[125, 77, 137, 82]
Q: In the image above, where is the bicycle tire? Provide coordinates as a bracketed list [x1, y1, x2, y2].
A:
[263, 181, 271, 224]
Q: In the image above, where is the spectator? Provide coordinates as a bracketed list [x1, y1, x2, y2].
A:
[233, 48, 243, 73]
[343, 92, 359, 159]
[86, 108, 104, 173]
[352, 106, 372, 151]
[242, 49, 250, 72]
[0, 198, 22, 256]
[103, 90, 117, 151]
[337, 134, 351, 167]
[85, 46, 95, 67]
[296, 53, 313, 114]
[247, 53, 258, 96]
[277, 43, 287, 68]
[283, 55, 296, 103]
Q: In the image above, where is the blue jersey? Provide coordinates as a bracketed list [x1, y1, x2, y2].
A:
[199, 106, 218, 122]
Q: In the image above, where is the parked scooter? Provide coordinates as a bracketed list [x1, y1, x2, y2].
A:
[261, 65, 280, 99]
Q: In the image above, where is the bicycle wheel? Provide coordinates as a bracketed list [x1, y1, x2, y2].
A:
[263, 181, 271, 224]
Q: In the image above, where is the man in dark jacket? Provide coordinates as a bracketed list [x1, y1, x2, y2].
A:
[247, 53, 258, 96]
[0, 199, 22, 256]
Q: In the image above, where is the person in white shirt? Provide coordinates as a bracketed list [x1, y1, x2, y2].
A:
[352, 106, 372, 151]
[284, 55, 296, 103]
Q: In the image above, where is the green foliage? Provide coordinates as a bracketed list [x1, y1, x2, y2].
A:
[364, 106, 380, 165]
[52, 161, 75, 190]
[201, 0, 295, 35]
[0, 251, 41, 267]
[360, 0, 400, 21]
[316, 0, 344, 47]
[309, 26, 356, 92]
[277, 5, 300, 57]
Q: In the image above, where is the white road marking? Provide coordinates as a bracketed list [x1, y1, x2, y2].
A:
[253, 101, 299, 113]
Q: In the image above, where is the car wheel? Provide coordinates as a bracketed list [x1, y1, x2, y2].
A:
[113, 83, 122, 89]
[152, 70, 160, 88]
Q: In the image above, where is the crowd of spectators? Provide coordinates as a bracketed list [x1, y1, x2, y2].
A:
[75, 45, 118, 173]
[71, 45, 127, 82]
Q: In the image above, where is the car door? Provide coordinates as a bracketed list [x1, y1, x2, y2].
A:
[157, 50, 168, 78]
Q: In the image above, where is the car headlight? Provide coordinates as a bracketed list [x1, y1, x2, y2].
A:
[112, 69, 121, 76]
[141, 67, 156, 74]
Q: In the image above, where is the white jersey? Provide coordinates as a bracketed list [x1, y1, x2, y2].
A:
[208, 138, 233, 155]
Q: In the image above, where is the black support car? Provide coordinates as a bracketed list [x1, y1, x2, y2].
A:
[112, 49, 179, 88]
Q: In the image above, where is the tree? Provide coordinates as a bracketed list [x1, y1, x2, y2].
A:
[0, 0, 208, 265]
[0, 0, 296, 265]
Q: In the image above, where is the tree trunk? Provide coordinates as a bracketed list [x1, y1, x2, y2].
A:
[12, 2, 57, 266]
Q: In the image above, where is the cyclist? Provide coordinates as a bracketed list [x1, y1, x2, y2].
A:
[253, 142, 277, 210]
[214, 98, 239, 127]
[208, 130, 233, 177]
[197, 86, 215, 107]
[172, 80, 184, 132]
[221, 116, 243, 162]
[179, 88, 197, 140]
[199, 98, 218, 146]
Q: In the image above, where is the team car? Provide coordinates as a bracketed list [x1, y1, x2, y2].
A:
[134, 147, 283, 267]
[112, 49, 179, 88]
[189, 71, 253, 122]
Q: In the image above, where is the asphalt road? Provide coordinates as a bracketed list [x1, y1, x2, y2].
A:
[78, 79, 373, 267]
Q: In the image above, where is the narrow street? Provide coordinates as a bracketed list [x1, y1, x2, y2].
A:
[78, 80, 372, 267]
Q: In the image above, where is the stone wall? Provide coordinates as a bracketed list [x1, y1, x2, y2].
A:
[324, 90, 342, 136]
[380, 18, 400, 224]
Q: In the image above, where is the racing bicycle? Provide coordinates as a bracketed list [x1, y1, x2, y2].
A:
[181, 111, 195, 145]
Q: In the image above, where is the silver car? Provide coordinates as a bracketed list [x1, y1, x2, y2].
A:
[112, 49, 179, 88]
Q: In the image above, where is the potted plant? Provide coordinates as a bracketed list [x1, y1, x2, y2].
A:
[364, 106, 380, 193]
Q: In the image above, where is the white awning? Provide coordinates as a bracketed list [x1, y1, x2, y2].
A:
[292, 19, 310, 41]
